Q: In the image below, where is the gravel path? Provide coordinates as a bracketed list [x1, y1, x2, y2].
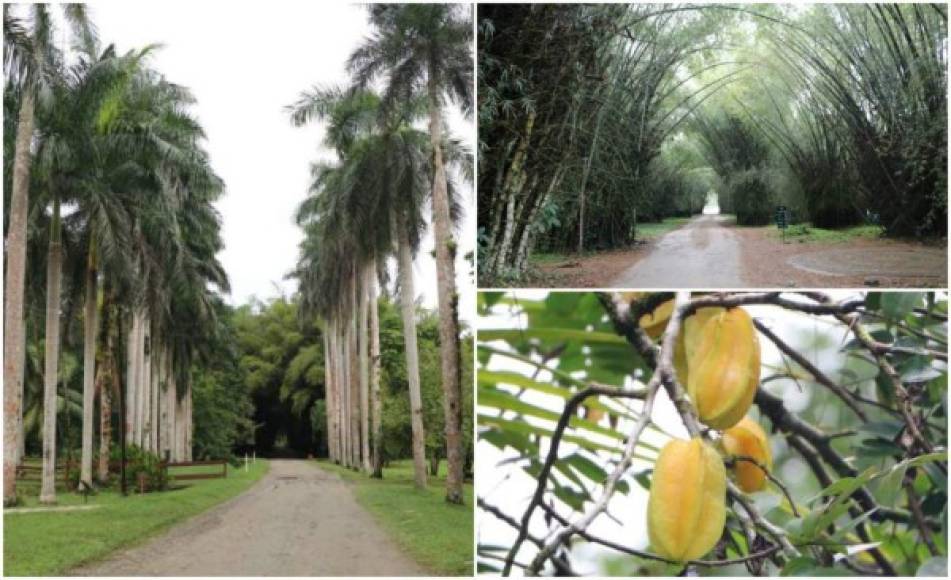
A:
[72, 460, 425, 577]
[612, 215, 745, 287]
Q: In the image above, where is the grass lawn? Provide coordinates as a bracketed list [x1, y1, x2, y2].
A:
[768, 222, 882, 243]
[3, 459, 268, 576]
[634, 215, 693, 239]
[316, 459, 473, 576]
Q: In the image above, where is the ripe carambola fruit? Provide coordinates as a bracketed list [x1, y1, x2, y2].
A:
[647, 438, 726, 562]
[687, 307, 761, 430]
[722, 416, 772, 492]
[673, 307, 724, 385]
[638, 299, 675, 339]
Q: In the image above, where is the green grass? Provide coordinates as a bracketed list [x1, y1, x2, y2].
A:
[316, 459, 473, 576]
[634, 216, 693, 239]
[769, 222, 883, 243]
[3, 459, 268, 576]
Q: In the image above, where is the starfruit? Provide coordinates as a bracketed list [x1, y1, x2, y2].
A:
[647, 438, 726, 562]
[583, 404, 605, 424]
[638, 299, 675, 339]
[721, 416, 772, 493]
[673, 307, 725, 385]
[687, 307, 760, 430]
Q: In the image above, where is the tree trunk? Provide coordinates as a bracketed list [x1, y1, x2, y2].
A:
[369, 260, 383, 479]
[323, 330, 335, 462]
[3, 89, 34, 505]
[350, 284, 361, 470]
[337, 319, 346, 467]
[185, 382, 192, 461]
[396, 216, 427, 489]
[125, 313, 138, 444]
[97, 288, 117, 482]
[40, 199, 64, 505]
[137, 316, 149, 449]
[163, 349, 175, 461]
[427, 81, 464, 504]
[359, 269, 371, 472]
[80, 247, 99, 489]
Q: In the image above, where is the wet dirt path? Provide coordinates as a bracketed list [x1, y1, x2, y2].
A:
[612, 215, 745, 288]
[73, 459, 425, 577]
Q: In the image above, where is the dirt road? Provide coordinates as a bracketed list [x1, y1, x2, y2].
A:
[613, 215, 744, 287]
[73, 460, 425, 577]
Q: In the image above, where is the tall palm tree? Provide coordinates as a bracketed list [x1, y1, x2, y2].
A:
[2, 2, 96, 506]
[290, 85, 471, 488]
[348, 3, 473, 504]
[31, 40, 153, 502]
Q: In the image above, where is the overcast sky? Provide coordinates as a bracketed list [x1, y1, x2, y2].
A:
[90, 2, 476, 320]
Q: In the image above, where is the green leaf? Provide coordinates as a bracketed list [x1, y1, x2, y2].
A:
[877, 452, 949, 505]
[881, 293, 925, 321]
[781, 556, 855, 576]
[478, 387, 628, 441]
[478, 327, 627, 345]
[858, 420, 905, 440]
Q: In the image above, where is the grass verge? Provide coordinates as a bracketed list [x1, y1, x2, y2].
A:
[767, 223, 883, 243]
[634, 216, 693, 240]
[316, 459, 473, 576]
[3, 459, 268, 576]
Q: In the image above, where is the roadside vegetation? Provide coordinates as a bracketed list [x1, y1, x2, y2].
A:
[318, 459, 474, 576]
[477, 4, 947, 285]
[3, 459, 268, 576]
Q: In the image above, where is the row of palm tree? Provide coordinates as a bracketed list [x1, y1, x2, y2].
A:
[288, 4, 472, 503]
[3, 4, 227, 505]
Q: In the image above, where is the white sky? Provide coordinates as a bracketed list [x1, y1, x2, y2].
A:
[89, 1, 476, 320]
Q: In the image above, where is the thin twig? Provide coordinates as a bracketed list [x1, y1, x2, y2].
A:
[753, 318, 867, 420]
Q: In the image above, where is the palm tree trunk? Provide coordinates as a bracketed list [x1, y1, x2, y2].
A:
[185, 382, 192, 461]
[339, 318, 350, 468]
[3, 89, 35, 505]
[350, 283, 361, 470]
[96, 290, 115, 482]
[426, 82, 464, 504]
[80, 245, 99, 489]
[125, 313, 138, 444]
[137, 316, 149, 448]
[323, 330, 334, 461]
[359, 269, 371, 472]
[163, 349, 174, 461]
[369, 260, 383, 479]
[40, 198, 64, 505]
[396, 216, 427, 489]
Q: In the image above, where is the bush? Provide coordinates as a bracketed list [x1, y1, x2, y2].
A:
[109, 445, 168, 493]
[730, 170, 774, 226]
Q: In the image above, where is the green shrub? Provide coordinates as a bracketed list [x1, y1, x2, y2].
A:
[730, 170, 774, 226]
[109, 445, 168, 493]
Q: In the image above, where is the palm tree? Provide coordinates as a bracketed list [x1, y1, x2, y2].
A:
[31, 39, 154, 501]
[290, 85, 471, 488]
[348, 3, 473, 504]
[2, 2, 96, 506]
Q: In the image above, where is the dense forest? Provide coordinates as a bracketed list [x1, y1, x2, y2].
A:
[477, 3, 948, 283]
